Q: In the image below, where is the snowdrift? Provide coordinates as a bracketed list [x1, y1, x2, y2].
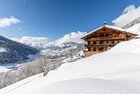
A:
[1, 39, 140, 94]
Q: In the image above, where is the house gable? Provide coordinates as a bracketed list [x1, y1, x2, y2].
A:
[82, 25, 138, 40]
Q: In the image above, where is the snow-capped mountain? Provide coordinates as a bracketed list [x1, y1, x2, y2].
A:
[43, 42, 84, 58]
[0, 35, 39, 64]
[11, 36, 51, 49]
[11, 32, 86, 58]
[126, 23, 140, 35]
[11, 31, 87, 50]
[123, 17, 140, 29]
[122, 17, 140, 35]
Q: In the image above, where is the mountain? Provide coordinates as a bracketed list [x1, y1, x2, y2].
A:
[126, 23, 140, 35]
[0, 35, 39, 64]
[122, 17, 140, 35]
[1, 38, 140, 94]
[123, 17, 140, 29]
[11, 36, 51, 49]
[0, 40, 84, 89]
[10, 32, 86, 59]
[41, 42, 84, 60]
[11, 32, 87, 49]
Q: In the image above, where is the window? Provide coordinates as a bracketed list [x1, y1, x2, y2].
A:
[112, 41, 114, 44]
[99, 41, 103, 44]
[107, 41, 108, 43]
[88, 41, 90, 45]
[96, 34, 100, 37]
[93, 41, 96, 44]
[88, 48, 91, 51]
[105, 34, 109, 37]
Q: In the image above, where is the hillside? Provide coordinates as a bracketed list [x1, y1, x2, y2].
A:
[123, 17, 140, 29]
[0, 35, 39, 64]
[121, 17, 140, 35]
[126, 23, 140, 35]
[1, 38, 140, 94]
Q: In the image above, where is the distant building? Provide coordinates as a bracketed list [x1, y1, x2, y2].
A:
[81, 22, 138, 57]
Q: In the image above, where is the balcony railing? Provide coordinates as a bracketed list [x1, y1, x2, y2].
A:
[85, 44, 115, 47]
[89, 36, 125, 41]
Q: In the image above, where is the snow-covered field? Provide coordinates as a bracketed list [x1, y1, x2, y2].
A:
[1, 38, 140, 94]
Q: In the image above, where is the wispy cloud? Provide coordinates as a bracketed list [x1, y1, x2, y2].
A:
[112, 5, 140, 27]
[0, 16, 21, 28]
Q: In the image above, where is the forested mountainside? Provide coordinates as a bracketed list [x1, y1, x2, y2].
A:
[0, 35, 39, 64]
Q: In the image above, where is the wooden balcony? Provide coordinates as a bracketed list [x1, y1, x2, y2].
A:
[89, 36, 125, 41]
[85, 44, 115, 48]
[84, 44, 116, 57]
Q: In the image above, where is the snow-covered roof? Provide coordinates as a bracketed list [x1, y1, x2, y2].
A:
[82, 24, 138, 39]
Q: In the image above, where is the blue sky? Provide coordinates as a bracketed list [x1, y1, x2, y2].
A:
[0, 0, 140, 39]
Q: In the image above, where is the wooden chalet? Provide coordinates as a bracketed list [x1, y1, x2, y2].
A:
[81, 22, 138, 57]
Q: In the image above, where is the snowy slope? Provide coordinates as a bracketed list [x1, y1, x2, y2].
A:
[107, 39, 140, 53]
[121, 16, 140, 35]
[126, 23, 140, 35]
[122, 17, 140, 29]
[1, 39, 140, 94]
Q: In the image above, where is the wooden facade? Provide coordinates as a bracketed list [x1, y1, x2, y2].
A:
[82, 23, 137, 57]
